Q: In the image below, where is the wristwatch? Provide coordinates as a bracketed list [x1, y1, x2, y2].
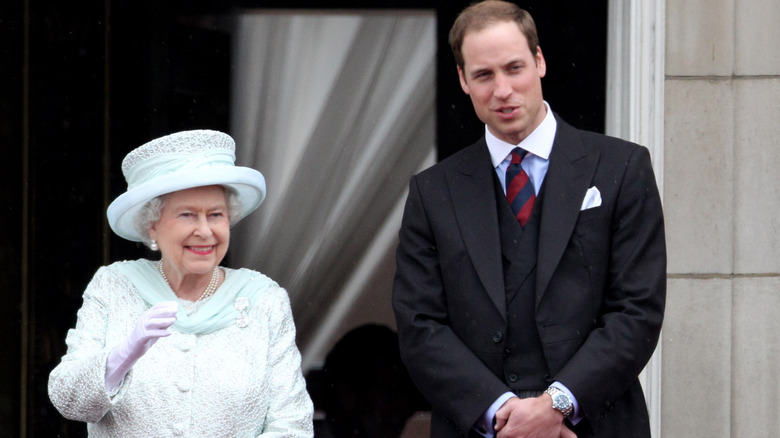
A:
[545, 386, 574, 417]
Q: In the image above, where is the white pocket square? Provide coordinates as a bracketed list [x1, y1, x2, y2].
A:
[581, 186, 602, 210]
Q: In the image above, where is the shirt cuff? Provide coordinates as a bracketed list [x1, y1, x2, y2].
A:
[474, 391, 516, 437]
[550, 382, 583, 425]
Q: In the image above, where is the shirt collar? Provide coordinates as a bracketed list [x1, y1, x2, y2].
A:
[487, 101, 557, 168]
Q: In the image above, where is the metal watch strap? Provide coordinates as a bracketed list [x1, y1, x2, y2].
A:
[545, 386, 574, 417]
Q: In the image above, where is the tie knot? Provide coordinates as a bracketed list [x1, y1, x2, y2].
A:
[510, 147, 528, 165]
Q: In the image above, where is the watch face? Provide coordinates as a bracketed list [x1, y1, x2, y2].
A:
[553, 393, 571, 410]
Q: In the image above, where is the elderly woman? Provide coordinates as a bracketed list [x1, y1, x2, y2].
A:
[48, 130, 313, 437]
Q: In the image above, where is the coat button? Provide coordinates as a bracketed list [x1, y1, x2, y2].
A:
[176, 379, 191, 392]
[176, 334, 196, 352]
[508, 373, 518, 383]
[492, 331, 503, 342]
[173, 422, 186, 435]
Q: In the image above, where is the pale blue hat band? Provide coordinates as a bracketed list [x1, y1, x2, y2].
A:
[127, 149, 236, 190]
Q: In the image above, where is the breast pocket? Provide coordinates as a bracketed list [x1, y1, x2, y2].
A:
[568, 206, 612, 290]
[575, 204, 611, 224]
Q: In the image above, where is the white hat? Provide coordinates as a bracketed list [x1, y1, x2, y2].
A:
[107, 129, 266, 242]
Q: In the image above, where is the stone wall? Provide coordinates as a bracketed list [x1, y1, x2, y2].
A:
[662, 0, 780, 436]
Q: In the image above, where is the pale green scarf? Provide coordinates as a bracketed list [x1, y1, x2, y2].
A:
[115, 259, 276, 334]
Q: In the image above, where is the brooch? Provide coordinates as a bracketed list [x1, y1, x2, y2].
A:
[234, 297, 250, 328]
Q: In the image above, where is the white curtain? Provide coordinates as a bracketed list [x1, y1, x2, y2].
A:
[229, 10, 436, 370]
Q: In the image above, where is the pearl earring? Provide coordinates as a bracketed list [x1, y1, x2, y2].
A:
[150, 239, 159, 251]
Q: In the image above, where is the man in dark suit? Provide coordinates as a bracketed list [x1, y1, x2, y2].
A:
[392, 1, 666, 437]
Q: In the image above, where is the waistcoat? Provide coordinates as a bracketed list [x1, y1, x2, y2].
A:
[493, 175, 549, 391]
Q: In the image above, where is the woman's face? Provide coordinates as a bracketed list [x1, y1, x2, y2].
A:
[148, 185, 230, 279]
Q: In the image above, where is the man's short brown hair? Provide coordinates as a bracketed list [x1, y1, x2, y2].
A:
[449, 0, 540, 70]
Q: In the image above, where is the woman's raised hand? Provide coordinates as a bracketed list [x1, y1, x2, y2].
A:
[104, 301, 178, 391]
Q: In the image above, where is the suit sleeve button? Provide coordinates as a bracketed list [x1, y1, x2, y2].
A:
[492, 331, 503, 342]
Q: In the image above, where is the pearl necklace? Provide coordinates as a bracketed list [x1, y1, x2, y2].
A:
[157, 261, 220, 303]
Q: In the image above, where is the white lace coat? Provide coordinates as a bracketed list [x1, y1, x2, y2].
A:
[48, 261, 313, 437]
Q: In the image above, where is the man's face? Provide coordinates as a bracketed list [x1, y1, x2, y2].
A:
[458, 20, 547, 145]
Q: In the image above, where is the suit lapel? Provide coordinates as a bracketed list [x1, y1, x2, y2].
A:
[537, 119, 600, 305]
[447, 140, 507, 320]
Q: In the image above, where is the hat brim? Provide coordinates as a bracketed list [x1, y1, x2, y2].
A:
[107, 165, 266, 242]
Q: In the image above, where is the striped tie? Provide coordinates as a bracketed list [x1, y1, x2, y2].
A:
[505, 147, 536, 227]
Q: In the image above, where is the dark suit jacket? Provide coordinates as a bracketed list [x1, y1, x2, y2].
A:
[392, 116, 666, 437]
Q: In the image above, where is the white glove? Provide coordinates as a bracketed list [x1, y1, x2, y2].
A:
[105, 301, 178, 391]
